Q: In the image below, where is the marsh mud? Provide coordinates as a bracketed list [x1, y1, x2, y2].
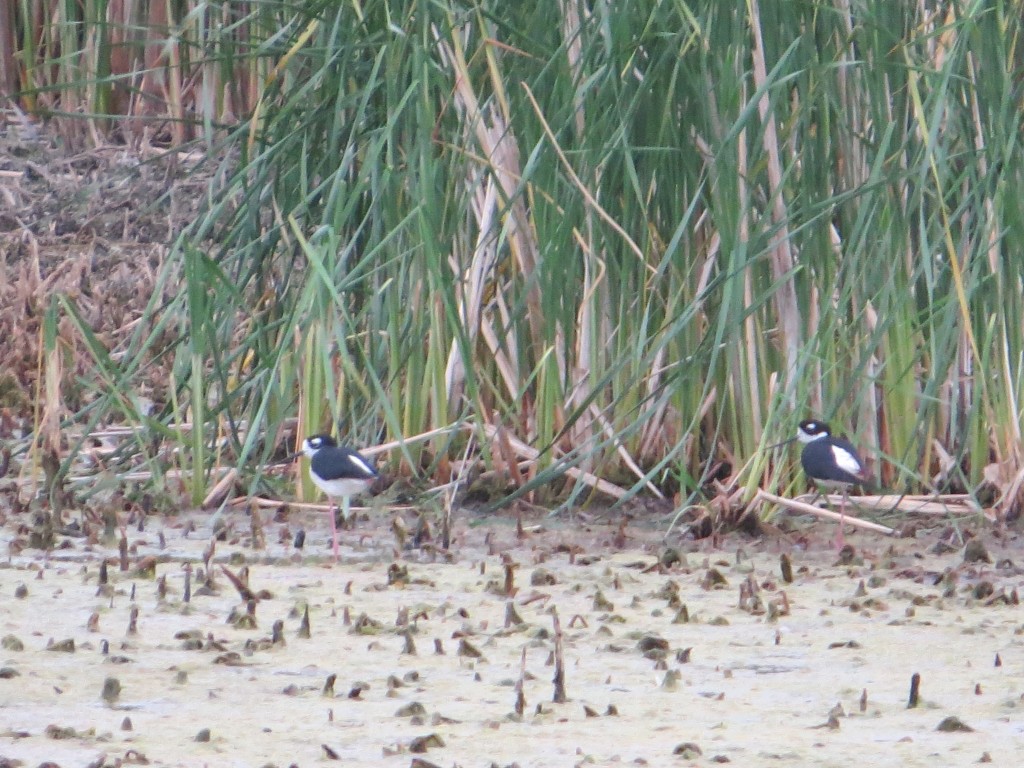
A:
[1, 506, 1023, 768]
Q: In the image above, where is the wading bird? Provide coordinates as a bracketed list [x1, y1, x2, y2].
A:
[795, 419, 872, 549]
[294, 434, 378, 561]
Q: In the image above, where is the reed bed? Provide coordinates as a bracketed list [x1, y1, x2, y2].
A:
[5, 0, 1024, 523]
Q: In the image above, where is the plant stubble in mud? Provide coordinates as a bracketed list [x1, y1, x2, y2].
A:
[0, 507, 1020, 767]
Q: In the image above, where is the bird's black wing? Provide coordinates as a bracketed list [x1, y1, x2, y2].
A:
[311, 447, 379, 481]
[801, 439, 868, 485]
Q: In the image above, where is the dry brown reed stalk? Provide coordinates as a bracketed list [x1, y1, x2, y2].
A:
[755, 490, 894, 535]
[0, 2, 16, 96]
[438, 26, 554, 384]
[8, 0, 265, 146]
[747, 0, 801, 403]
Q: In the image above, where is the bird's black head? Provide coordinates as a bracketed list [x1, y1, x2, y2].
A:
[302, 434, 338, 456]
[797, 420, 832, 443]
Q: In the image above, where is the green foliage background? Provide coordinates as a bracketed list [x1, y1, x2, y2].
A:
[9, 0, 1024, 515]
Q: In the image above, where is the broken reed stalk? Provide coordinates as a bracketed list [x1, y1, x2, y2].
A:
[515, 647, 527, 716]
[780, 553, 793, 583]
[907, 672, 921, 708]
[552, 607, 567, 703]
[441, 502, 452, 551]
[503, 558, 517, 596]
[250, 505, 264, 550]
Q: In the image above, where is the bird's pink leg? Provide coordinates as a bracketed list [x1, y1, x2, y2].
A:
[330, 501, 339, 562]
[833, 492, 847, 550]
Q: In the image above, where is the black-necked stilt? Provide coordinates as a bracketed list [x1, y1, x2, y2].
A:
[796, 419, 871, 548]
[295, 434, 378, 561]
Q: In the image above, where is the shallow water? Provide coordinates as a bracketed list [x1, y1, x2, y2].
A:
[1, 508, 1022, 767]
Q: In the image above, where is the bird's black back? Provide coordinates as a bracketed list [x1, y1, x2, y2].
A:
[800, 436, 867, 486]
[311, 446, 379, 482]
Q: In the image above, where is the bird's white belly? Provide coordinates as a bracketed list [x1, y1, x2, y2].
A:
[312, 476, 373, 498]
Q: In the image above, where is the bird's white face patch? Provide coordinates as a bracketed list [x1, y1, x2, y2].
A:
[797, 424, 826, 444]
[794, 428, 819, 444]
[301, 437, 322, 457]
[346, 452, 376, 477]
[830, 444, 863, 475]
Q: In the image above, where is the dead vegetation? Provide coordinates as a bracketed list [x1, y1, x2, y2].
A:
[0, 119, 211, 427]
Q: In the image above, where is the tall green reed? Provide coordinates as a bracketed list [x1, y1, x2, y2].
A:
[12, 0, 1024, 515]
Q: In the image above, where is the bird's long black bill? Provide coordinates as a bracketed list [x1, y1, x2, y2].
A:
[269, 450, 304, 467]
[765, 436, 798, 450]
